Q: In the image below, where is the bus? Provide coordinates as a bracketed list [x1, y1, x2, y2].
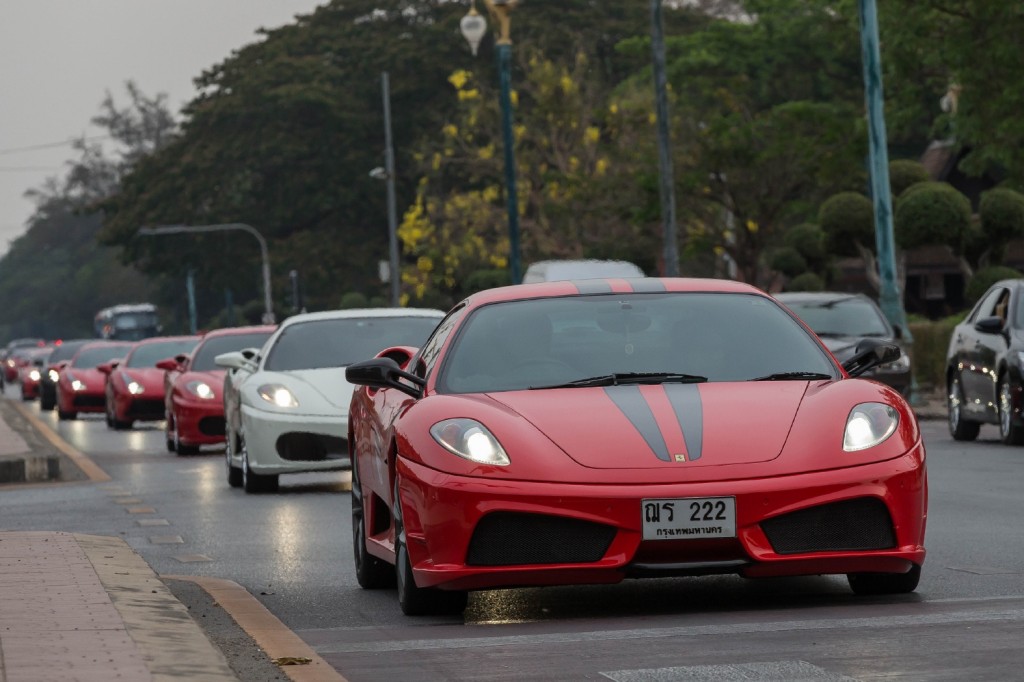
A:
[94, 304, 161, 341]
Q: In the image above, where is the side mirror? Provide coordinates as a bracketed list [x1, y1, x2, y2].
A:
[346, 357, 426, 399]
[214, 351, 253, 371]
[155, 358, 179, 371]
[842, 340, 901, 378]
[374, 345, 419, 371]
[974, 316, 1004, 334]
[240, 347, 260, 361]
[96, 361, 116, 375]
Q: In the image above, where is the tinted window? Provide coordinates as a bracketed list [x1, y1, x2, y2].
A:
[48, 341, 90, 363]
[126, 339, 199, 368]
[191, 332, 274, 371]
[72, 344, 134, 368]
[781, 297, 890, 337]
[439, 293, 836, 393]
[264, 316, 441, 372]
[414, 305, 465, 378]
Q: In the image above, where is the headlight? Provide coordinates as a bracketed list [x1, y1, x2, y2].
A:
[843, 402, 899, 452]
[121, 372, 145, 395]
[258, 384, 298, 408]
[430, 418, 510, 466]
[186, 381, 216, 400]
[28, 370, 41, 381]
[48, 369, 59, 382]
[877, 353, 910, 372]
[66, 371, 86, 392]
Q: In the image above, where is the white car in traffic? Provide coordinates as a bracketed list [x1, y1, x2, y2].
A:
[215, 308, 444, 493]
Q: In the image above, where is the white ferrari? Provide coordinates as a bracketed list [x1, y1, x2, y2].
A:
[215, 308, 444, 493]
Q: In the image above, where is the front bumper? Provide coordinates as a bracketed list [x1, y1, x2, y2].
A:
[395, 444, 927, 591]
[173, 398, 226, 447]
[239, 404, 350, 475]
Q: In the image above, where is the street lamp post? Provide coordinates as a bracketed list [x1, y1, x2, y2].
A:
[137, 223, 275, 324]
[461, 0, 522, 285]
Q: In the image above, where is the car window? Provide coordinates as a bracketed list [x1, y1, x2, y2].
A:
[438, 292, 836, 394]
[413, 305, 466, 379]
[48, 342, 89, 363]
[973, 287, 1008, 324]
[126, 339, 200, 368]
[780, 297, 890, 337]
[71, 344, 134, 368]
[264, 316, 441, 371]
[191, 332, 274, 371]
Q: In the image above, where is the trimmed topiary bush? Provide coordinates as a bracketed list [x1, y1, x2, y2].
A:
[894, 182, 971, 251]
[889, 159, 930, 199]
[785, 272, 825, 292]
[965, 265, 1024, 303]
[783, 222, 827, 264]
[339, 292, 369, 309]
[979, 187, 1024, 245]
[770, 247, 808, 278]
[819, 192, 875, 256]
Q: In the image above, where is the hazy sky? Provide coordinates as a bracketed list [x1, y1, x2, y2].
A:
[0, 1, 326, 257]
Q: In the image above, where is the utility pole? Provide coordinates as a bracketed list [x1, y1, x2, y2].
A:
[651, 0, 680, 276]
[381, 72, 401, 307]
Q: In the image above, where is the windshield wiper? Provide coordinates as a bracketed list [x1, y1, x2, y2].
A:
[531, 372, 708, 390]
[750, 371, 833, 381]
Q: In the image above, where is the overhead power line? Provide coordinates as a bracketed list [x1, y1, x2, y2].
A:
[0, 134, 113, 157]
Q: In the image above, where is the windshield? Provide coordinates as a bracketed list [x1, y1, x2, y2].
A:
[781, 297, 891, 337]
[191, 332, 273, 371]
[48, 341, 90, 364]
[438, 292, 837, 393]
[126, 339, 199, 368]
[264, 316, 440, 371]
[72, 344, 134, 368]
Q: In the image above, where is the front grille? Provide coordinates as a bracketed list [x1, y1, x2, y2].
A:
[466, 512, 616, 566]
[199, 416, 226, 437]
[761, 497, 896, 555]
[275, 433, 348, 462]
[128, 399, 165, 420]
[73, 395, 105, 408]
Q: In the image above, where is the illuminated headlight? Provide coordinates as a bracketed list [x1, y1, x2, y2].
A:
[5, 360, 13, 368]
[430, 418, 510, 466]
[28, 369, 41, 381]
[258, 384, 298, 408]
[48, 369, 59, 382]
[121, 372, 145, 395]
[843, 402, 899, 452]
[877, 353, 910, 372]
[66, 371, 86, 392]
[186, 381, 216, 400]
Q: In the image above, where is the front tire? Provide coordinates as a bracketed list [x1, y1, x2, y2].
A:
[57, 408, 77, 420]
[241, 435, 278, 493]
[948, 374, 980, 441]
[393, 479, 467, 616]
[997, 374, 1024, 445]
[352, 457, 394, 589]
[225, 426, 243, 488]
[848, 564, 921, 595]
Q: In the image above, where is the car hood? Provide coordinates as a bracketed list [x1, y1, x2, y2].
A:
[488, 381, 808, 469]
[118, 366, 168, 389]
[255, 368, 354, 414]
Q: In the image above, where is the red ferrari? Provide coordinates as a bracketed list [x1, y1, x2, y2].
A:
[103, 335, 200, 430]
[346, 278, 927, 615]
[17, 347, 53, 400]
[159, 325, 275, 454]
[56, 341, 135, 420]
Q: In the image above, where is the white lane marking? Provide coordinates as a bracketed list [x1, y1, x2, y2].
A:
[601, 660, 858, 681]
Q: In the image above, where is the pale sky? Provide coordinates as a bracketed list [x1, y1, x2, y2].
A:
[0, 1, 327, 257]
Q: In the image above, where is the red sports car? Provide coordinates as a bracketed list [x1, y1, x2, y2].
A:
[56, 341, 135, 420]
[159, 325, 275, 454]
[346, 278, 927, 615]
[103, 335, 200, 429]
[18, 347, 54, 400]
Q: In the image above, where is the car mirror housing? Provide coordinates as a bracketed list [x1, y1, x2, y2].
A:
[155, 358, 178, 371]
[214, 351, 252, 371]
[842, 340, 902, 378]
[974, 316, 1004, 334]
[346, 357, 425, 399]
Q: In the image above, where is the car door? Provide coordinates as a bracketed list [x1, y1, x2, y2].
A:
[960, 286, 1008, 418]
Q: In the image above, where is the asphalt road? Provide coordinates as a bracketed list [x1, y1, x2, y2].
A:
[2, 388, 1024, 681]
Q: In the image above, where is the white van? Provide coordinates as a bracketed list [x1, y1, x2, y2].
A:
[521, 259, 645, 283]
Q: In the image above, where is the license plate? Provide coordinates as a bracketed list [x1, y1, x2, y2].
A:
[642, 497, 736, 540]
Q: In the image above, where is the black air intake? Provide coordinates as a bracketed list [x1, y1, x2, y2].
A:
[467, 512, 616, 566]
[761, 497, 896, 555]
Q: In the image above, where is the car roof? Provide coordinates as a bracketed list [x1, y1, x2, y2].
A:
[276, 308, 446, 328]
[198, 325, 277, 339]
[464, 277, 765, 307]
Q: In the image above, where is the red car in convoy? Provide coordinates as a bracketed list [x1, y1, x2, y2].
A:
[17, 347, 54, 400]
[103, 335, 200, 430]
[345, 278, 927, 615]
[159, 325, 275, 454]
[56, 341, 135, 420]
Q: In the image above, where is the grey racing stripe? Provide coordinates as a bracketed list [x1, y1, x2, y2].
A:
[604, 385, 670, 462]
[665, 383, 703, 461]
[627, 279, 666, 293]
[573, 279, 613, 294]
